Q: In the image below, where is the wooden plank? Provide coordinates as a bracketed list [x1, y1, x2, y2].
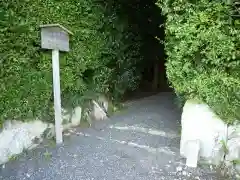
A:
[52, 49, 63, 144]
[41, 27, 70, 52]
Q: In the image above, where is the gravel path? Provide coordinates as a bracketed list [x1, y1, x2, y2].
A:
[0, 93, 227, 180]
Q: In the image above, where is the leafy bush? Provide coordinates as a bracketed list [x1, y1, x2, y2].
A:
[157, 0, 240, 124]
[0, 0, 142, 123]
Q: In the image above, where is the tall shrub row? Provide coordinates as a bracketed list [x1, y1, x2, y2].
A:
[157, 0, 240, 124]
[0, 0, 142, 123]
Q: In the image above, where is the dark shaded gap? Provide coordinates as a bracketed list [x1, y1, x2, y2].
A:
[119, 0, 171, 100]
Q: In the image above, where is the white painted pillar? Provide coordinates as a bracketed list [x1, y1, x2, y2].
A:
[52, 49, 63, 144]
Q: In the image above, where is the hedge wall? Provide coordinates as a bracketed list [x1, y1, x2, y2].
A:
[157, 0, 240, 124]
[0, 0, 142, 123]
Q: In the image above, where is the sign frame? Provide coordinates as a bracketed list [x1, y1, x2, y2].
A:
[40, 24, 73, 52]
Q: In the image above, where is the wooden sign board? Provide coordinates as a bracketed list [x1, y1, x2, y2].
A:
[39, 24, 73, 144]
[40, 24, 73, 52]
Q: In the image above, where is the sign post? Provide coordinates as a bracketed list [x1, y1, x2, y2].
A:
[40, 24, 73, 144]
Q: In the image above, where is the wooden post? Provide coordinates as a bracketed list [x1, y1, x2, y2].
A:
[40, 24, 73, 144]
[52, 49, 63, 144]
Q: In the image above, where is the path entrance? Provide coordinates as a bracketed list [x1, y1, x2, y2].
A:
[0, 93, 226, 180]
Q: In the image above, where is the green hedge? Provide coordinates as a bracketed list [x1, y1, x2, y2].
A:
[0, 0, 142, 123]
[157, 0, 240, 124]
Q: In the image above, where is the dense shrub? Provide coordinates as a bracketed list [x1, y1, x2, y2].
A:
[157, 0, 240, 124]
[0, 0, 142, 123]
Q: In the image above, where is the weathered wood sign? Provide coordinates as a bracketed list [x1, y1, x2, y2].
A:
[40, 24, 73, 52]
[40, 24, 73, 144]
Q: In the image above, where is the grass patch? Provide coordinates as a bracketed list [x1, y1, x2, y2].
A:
[43, 151, 52, 160]
[8, 154, 19, 161]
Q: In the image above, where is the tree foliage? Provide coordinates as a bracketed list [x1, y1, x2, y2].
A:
[0, 0, 143, 123]
[157, 0, 240, 124]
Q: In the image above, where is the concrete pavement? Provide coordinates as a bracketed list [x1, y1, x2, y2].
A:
[0, 93, 228, 180]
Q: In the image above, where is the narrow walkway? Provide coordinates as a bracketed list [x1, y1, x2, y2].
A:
[0, 93, 225, 180]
